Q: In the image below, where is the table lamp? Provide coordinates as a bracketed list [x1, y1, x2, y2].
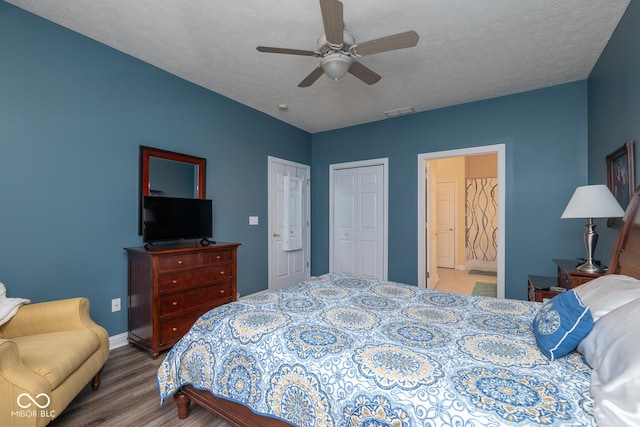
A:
[561, 185, 625, 273]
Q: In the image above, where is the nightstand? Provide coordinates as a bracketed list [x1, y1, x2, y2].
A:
[528, 275, 564, 302]
[552, 259, 605, 288]
[528, 259, 605, 302]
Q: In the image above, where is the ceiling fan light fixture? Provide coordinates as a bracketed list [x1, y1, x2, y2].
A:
[256, 0, 418, 87]
[321, 52, 353, 80]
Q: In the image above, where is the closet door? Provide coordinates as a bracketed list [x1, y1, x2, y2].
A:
[332, 164, 384, 279]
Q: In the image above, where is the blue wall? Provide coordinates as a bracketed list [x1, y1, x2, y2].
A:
[311, 82, 589, 299]
[0, 2, 311, 336]
[588, 0, 640, 261]
[4, 0, 616, 336]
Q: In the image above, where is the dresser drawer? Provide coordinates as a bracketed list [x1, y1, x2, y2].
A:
[157, 253, 199, 272]
[568, 276, 594, 287]
[553, 259, 603, 290]
[158, 267, 232, 292]
[159, 281, 233, 316]
[159, 305, 221, 345]
[201, 250, 233, 266]
[557, 267, 596, 288]
[557, 268, 573, 288]
[159, 317, 196, 346]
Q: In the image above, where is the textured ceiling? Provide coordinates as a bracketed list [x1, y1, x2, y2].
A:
[7, 0, 630, 133]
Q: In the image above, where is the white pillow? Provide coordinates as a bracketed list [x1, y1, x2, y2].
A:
[578, 298, 640, 427]
[573, 274, 640, 321]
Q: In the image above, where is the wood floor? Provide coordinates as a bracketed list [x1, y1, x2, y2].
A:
[48, 345, 232, 427]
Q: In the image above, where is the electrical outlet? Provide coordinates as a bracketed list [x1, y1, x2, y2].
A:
[111, 298, 121, 312]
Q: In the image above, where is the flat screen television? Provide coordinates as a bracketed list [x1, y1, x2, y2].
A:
[142, 196, 213, 243]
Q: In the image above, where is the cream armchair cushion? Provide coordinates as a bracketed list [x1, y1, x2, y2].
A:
[0, 297, 109, 427]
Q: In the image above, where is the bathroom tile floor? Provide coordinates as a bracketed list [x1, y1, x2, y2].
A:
[432, 268, 496, 295]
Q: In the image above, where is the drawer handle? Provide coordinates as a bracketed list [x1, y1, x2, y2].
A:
[172, 327, 177, 332]
[172, 280, 178, 284]
[216, 255, 221, 259]
[220, 271, 225, 275]
[172, 301, 178, 306]
[177, 260, 183, 265]
[220, 290, 225, 294]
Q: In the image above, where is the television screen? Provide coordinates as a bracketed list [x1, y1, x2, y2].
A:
[142, 196, 213, 243]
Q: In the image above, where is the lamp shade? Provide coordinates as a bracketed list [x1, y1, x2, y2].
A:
[561, 185, 625, 219]
[321, 53, 353, 80]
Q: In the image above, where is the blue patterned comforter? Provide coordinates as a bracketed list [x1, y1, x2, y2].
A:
[157, 274, 594, 426]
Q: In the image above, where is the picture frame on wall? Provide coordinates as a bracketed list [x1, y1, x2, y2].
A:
[606, 140, 635, 227]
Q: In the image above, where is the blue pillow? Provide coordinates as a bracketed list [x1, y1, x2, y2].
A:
[533, 290, 593, 360]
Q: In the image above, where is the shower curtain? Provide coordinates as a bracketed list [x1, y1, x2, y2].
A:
[466, 177, 498, 270]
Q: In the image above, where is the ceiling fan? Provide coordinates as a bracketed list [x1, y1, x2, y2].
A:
[256, 0, 419, 87]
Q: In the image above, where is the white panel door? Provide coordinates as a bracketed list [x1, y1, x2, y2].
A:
[333, 165, 384, 279]
[426, 161, 439, 288]
[436, 181, 456, 268]
[334, 171, 357, 275]
[269, 158, 310, 291]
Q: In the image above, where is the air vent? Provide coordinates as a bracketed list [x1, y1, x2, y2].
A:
[383, 106, 415, 118]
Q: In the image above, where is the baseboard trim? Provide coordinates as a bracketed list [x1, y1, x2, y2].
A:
[109, 332, 128, 350]
[241, 289, 268, 299]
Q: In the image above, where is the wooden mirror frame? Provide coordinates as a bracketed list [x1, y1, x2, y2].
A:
[138, 146, 206, 234]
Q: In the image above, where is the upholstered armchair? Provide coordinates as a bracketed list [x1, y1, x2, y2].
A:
[0, 297, 109, 427]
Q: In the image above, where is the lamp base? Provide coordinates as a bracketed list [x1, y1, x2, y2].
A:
[576, 260, 606, 274]
[577, 218, 606, 274]
[576, 258, 601, 266]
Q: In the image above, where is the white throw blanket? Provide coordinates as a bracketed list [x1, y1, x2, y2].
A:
[0, 282, 30, 326]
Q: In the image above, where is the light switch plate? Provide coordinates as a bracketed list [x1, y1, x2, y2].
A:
[249, 216, 259, 225]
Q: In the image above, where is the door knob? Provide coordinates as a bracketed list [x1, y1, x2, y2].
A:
[272, 232, 281, 237]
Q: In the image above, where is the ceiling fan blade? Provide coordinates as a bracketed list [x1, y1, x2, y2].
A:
[353, 30, 419, 57]
[298, 67, 325, 87]
[348, 61, 381, 85]
[319, 0, 344, 46]
[257, 46, 318, 56]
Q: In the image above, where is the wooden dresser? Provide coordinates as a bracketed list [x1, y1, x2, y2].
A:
[125, 242, 240, 359]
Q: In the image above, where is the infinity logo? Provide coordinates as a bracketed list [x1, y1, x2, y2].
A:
[17, 393, 50, 409]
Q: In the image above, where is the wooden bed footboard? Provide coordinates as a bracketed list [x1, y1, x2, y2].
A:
[174, 386, 293, 427]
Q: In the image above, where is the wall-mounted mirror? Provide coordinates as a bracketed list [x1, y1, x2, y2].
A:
[139, 146, 206, 234]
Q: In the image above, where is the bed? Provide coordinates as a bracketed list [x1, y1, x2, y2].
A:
[158, 187, 640, 427]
